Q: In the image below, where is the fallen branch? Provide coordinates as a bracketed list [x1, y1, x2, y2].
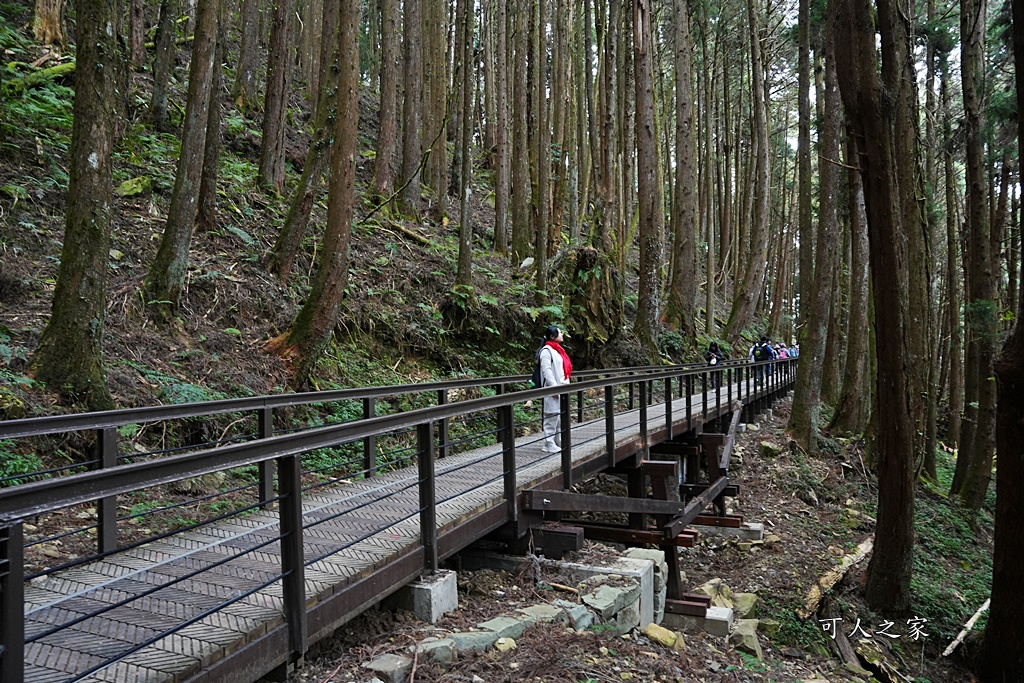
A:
[942, 598, 989, 657]
[545, 582, 580, 595]
[797, 538, 874, 619]
[3, 62, 75, 95]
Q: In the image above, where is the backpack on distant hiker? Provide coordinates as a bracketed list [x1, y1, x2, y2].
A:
[530, 342, 545, 388]
[753, 343, 770, 362]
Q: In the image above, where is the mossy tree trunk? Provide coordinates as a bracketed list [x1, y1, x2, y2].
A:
[492, 0, 509, 254]
[145, 0, 219, 312]
[129, 0, 146, 66]
[509, 1, 530, 263]
[197, 2, 226, 233]
[271, 1, 359, 389]
[796, 0, 813, 331]
[31, 0, 120, 411]
[454, 0, 474, 291]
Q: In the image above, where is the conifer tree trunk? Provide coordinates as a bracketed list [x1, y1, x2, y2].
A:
[796, 0, 813, 329]
[724, 0, 770, 347]
[232, 0, 262, 110]
[33, 0, 64, 46]
[270, 0, 359, 389]
[423, 0, 448, 218]
[129, 0, 146, 66]
[632, 0, 661, 359]
[370, 0, 400, 201]
[399, 0, 423, 217]
[31, 0, 119, 410]
[258, 0, 294, 193]
[149, 0, 176, 131]
[510, 2, 530, 263]
[269, 0, 340, 282]
[664, 0, 697, 341]
[197, 6, 226, 233]
[534, 0, 551, 298]
[958, 0, 997, 518]
[145, 0, 219, 312]
[830, 130, 872, 435]
[943, 102, 963, 448]
[788, 40, 840, 454]
[834, 0, 916, 615]
[454, 0, 474, 290]
[492, 0, 510, 254]
[976, 6, 1024, 665]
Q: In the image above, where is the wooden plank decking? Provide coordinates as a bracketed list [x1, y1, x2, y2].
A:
[20, 380, 771, 683]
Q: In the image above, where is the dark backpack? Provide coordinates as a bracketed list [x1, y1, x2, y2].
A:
[753, 343, 769, 362]
[530, 344, 545, 388]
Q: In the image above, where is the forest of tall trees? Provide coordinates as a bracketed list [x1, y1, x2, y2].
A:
[1, 0, 1023, 677]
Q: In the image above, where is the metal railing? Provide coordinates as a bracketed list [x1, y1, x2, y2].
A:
[0, 357, 795, 683]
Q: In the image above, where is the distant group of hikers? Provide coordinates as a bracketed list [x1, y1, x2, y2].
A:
[532, 325, 799, 452]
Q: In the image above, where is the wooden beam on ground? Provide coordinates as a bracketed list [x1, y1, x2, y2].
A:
[796, 538, 874, 619]
[690, 514, 744, 528]
[571, 522, 698, 547]
[665, 593, 712, 617]
[521, 490, 687, 516]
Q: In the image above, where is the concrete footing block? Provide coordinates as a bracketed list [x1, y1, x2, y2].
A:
[391, 569, 459, 624]
[662, 605, 734, 637]
[689, 522, 764, 541]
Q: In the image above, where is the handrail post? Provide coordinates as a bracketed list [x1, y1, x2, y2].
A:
[686, 373, 693, 432]
[560, 393, 573, 489]
[258, 408, 275, 505]
[702, 371, 709, 424]
[499, 405, 517, 521]
[664, 377, 673, 439]
[1, 523, 24, 683]
[97, 427, 118, 553]
[436, 390, 449, 460]
[716, 369, 722, 422]
[727, 367, 733, 407]
[639, 379, 648, 455]
[576, 388, 584, 423]
[418, 422, 438, 572]
[628, 377, 635, 410]
[277, 453, 307, 666]
[495, 383, 506, 444]
[605, 385, 616, 468]
[363, 398, 377, 477]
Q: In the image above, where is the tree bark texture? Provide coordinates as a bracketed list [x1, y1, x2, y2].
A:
[789, 39, 841, 454]
[664, 0, 697, 342]
[510, 1, 530, 264]
[797, 0, 813, 331]
[399, 0, 423, 217]
[976, 5, 1024, 663]
[455, 0, 474, 289]
[534, 0, 552, 298]
[833, 0, 915, 615]
[830, 129, 872, 435]
[424, 0, 448, 217]
[258, 0, 294, 193]
[232, 0, 262, 110]
[724, 0, 770, 348]
[370, 0, 400, 201]
[130, 0, 146, 66]
[958, 0, 997, 517]
[493, 0, 510, 254]
[31, 0, 119, 410]
[632, 0, 662, 359]
[33, 0, 64, 46]
[145, 0, 219, 311]
[197, 5, 226, 234]
[269, 0, 341, 282]
[149, 0, 176, 132]
[278, 0, 359, 389]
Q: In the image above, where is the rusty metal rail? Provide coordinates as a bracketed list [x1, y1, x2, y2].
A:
[0, 358, 795, 683]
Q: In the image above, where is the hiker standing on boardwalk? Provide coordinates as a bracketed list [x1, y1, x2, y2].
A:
[539, 326, 572, 452]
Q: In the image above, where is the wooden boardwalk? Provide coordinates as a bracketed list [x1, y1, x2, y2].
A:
[19, 379, 772, 683]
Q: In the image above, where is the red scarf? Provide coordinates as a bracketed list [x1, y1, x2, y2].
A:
[545, 340, 573, 379]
